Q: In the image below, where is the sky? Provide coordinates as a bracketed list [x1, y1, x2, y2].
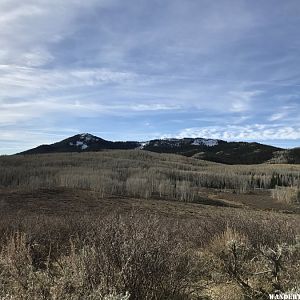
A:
[1, 0, 300, 154]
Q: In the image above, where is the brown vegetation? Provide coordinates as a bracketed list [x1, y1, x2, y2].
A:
[1, 150, 300, 200]
[0, 150, 299, 299]
[0, 209, 299, 300]
[272, 186, 300, 204]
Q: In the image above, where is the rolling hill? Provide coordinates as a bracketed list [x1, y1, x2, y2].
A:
[18, 133, 299, 165]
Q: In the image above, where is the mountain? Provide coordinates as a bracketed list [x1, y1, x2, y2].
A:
[140, 138, 284, 164]
[267, 147, 300, 164]
[18, 133, 299, 165]
[20, 133, 140, 155]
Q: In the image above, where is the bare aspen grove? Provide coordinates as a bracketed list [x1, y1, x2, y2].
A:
[0, 150, 299, 299]
[1, 150, 300, 199]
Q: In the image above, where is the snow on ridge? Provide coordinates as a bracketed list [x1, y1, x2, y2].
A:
[79, 133, 100, 143]
[138, 141, 150, 149]
[69, 140, 89, 150]
[163, 138, 180, 142]
[138, 138, 218, 149]
[70, 135, 218, 150]
[191, 138, 218, 147]
[76, 140, 89, 150]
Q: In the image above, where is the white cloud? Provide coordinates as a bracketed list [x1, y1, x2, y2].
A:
[0, 0, 120, 67]
[0, 96, 182, 125]
[131, 103, 181, 111]
[229, 90, 262, 112]
[174, 124, 300, 141]
[0, 0, 300, 154]
[268, 112, 287, 121]
[0, 4, 44, 25]
[21, 48, 54, 67]
[0, 65, 135, 96]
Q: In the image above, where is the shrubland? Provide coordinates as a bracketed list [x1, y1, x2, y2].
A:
[0, 210, 299, 300]
[1, 150, 300, 200]
[0, 150, 299, 299]
[272, 186, 300, 204]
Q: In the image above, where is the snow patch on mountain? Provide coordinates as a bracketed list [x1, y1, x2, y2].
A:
[191, 138, 218, 147]
[79, 133, 100, 142]
[69, 139, 89, 150]
[137, 138, 219, 149]
[138, 141, 150, 149]
[69, 133, 102, 150]
[69, 134, 217, 151]
[163, 138, 180, 142]
[77, 142, 88, 150]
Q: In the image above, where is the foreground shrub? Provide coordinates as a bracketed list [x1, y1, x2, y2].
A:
[207, 227, 300, 300]
[0, 209, 298, 299]
[272, 186, 300, 204]
[0, 214, 199, 300]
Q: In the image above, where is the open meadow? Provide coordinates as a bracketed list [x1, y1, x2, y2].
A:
[0, 150, 299, 299]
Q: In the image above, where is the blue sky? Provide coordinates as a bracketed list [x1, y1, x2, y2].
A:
[1, 0, 300, 154]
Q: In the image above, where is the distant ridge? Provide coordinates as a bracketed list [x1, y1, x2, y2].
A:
[18, 133, 299, 165]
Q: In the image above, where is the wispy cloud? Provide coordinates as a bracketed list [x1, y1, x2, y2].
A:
[0, 65, 135, 91]
[268, 112, 287, 121]
[175, 125, 300, 142]
[0, 0, 300, 153]
[229, 90, 262, 112]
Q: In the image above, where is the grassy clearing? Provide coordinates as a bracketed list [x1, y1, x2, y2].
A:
[0, 151, 299, 299]
[0, 208, 299, 300]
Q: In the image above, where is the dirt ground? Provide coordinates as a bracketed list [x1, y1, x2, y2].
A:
[1, 187, 299, 219]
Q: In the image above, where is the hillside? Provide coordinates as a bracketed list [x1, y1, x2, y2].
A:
[20, 133, 140, 154]
[268, 147, 300, 164]
[4, 149, 300, 201]
[18, 133, 300, 165]
[1, 150, 300, 299]
[142, 139, 282, 164]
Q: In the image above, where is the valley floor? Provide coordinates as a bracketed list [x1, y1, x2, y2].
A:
[0, 151, 299, 299]
[1, 186, 299, 217]
[0, 186, 299, 300]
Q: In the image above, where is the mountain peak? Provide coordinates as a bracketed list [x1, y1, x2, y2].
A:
[17, 133, 298, 165]
[77, 133, 102, 141]
[66, 133, 104, 150]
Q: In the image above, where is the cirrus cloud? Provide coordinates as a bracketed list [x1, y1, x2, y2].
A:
[1, 0, 300, 154]
[175, 125, 300, 141]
